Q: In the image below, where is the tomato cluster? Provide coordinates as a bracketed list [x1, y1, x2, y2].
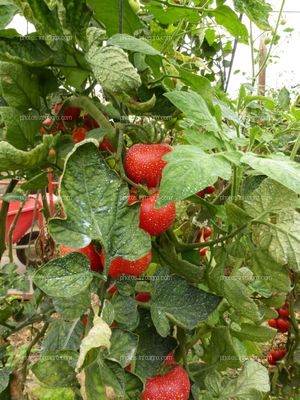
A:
[267, 348, 287, 365]
[268, 303, 290, 333]
[196, 226, 213, 257]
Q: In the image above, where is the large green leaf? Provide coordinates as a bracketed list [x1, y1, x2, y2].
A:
[177, 68, 213, 104]
[0, 107, 39, 149]
[0, 62, 40, 111]
[0, 136, 51, 172]
[244, 178, 298, 218]
[107, 34, 160, 55]
[0, 34, 57, 67]
[164, 90, 219, 132]
[86, 0, 143, 36]
[134, 311, 177, 381]
[241, 153, 300, 195]
[52, 289, 90, 321]
[210, 6, 248, 43]
[184, 129, 224, 150]
[231, 323, 276, 343]
[150, 269, 222, 330]
[48, 141, 151, 269]
[0, 1, 17, 29]
[86, 44, 141, 95]
[157, 145, 232, 206]
[107, 329, 139, 368]
[234, 0, 272, 30]
[260, 209, 300, 272]
[33, 253, 93, 298]
[41, 320, 83, 353]
[112, 295, 139, 331]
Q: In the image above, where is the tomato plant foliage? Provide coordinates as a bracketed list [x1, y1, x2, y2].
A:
[0, 0, 299, 399]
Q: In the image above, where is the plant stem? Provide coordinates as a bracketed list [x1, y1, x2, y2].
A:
[250, 22, 256, 85]
[0, 179, 18, 260]
[8, 201, 26, 262]
[290, 132, 300, 160]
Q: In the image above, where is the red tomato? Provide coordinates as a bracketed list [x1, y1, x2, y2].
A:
[42, 117, 53, 127]
[277, 318, 290, 333]
[72, 127, 87, 143]
[196, 228, 203, 242]
[139, 191, 176, 236]
[200, 248, 207, 257]
[135, 292, 151, 302]
[196, 190, 205, 198]
[125, 144, 172, 188]
[268, 319, 278, 329]
[141, 365, 190, 400]
[267, 353, 277, 365]
[278, 308, 289, 318]
[271, 349, 287, 361]
[60, 244, 102, 272]
[203, 227, 212, 241]
[83, 113, 100, 131]
[63, 106, 81, 121]
[82, 316, 88, 326]
[107, 285, 117, 295]
[163, 353, 176, 366]
[128, 193, 139, 206]
[54, 102, 62, 114]
[99, 138, 114, 152]
[100, 250, 152, 277]
[204, 185, 215, 194]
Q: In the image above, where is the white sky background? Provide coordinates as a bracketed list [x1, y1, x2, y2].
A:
[7, 0, 300, 98]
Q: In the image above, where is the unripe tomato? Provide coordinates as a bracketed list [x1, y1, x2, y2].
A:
[72, 127, 87, 143]
[128, 0, 140, 13]
[268, 319, 278, 329]
[203, 227, 212, 241]
[139, 191, 176, 236]
[60, 244, 102, 272]
[277, 318, 290, 333]
[99, 138, 114, 152]
[135, 292, 151, 302]
[141, 364, 190, 400]
[278, 308, 289, 318]
[100, 250, 152, 277]
[125, 144, 172, 188]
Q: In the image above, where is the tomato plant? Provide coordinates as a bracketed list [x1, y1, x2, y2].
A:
[0, 0, 299, 399]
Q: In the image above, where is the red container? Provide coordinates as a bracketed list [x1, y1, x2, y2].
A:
[4, 196, 43, 244]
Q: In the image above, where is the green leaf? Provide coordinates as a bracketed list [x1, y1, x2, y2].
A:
[31, 386, 75, 400]
[157, 145, 232, 206]
[56, 0, 92, 35]
[150, 269, 222, 330]
[232, 323, 277, 342]
[112, 295, 139, 330]
[205, 28, 216, 46]
[150, 307, 170, 337]
[241, 153, 300, 196]
[177, 68, 213, 104]
[41, 320, 83, 353]
[223, 279, 261, 322]
[52, 289, 90, 320]
[220, 360, 270, 399]
[101, 299, 115, 326]
[146, 2, 200, 24]
[0, 1, 17, 29]
[125, 373, 143, 400]
[108, 34, 160, 55]
[77, 315, 111, 370]
[184, 129, 224, 150]
[87, 44, 141, 95]
[0, 367, 10, 393]
[0, 107, 39, 149]
[31, 351, 77, 387]
[234, 0, 272, 30]
[210, 6, 248, 43]
[164, 90, 219, 132]
[260, 209, 300, 272]
[48, 142, 151, 269]
[87, 0, 143, 36]
[107, 329, 139, 368]
[0, 136, 51, 172]
[244, 178, 298, 218]
[0, 62, 40, 111]
[33, 253, 93, 298]
[251, 249, 290, 294]
[134, 311, 177, 381]
[225, 202, 252, 226]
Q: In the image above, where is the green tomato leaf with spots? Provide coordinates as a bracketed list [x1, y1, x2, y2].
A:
[33, 252, 93, 298]
[48, 141, 151, 274]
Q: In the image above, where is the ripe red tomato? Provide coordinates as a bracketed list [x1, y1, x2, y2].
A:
[204, 185, 215, 194]
[203, 227, 212, 240]
[268, 319, 278, 329]
[196, 228, 203, 242]
[271, 349, 287, 361]
[83, 113, 100, 131]
[42, 117, 53, 127]
[125, 144, 172, 188]
[267, 353, 277, 365]
[196, 190, 205, 198]
[200, 247, 207, 257]
[60, 244, 102, 272]
[99, 138, 114, 152]
[141, 365, 190, 400]
[107, 284, 117, 295]
[278, 308, 289, 318]
[72, 127, 87, 143]
[277, 318, 290, 333]
[54, 102, 62, 114]
[100, 250, 152, 277]
[82, 316, 88, 326]
[54, 102, 81, 121]
[135, 292, 151, 302]
[139, 191, 176, 236]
